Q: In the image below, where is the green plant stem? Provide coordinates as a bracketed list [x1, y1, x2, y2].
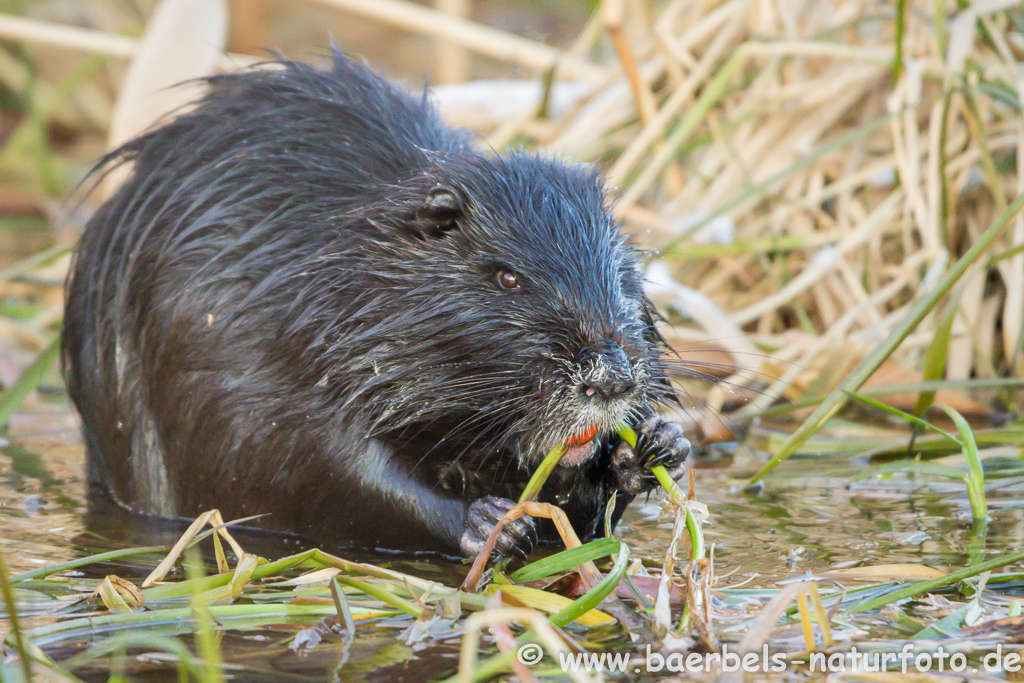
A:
[518, 443, 567, 503]
[11, 604, 347, 647]
[0, 335, 59, 428]
[893, 0, 906, 78]
[617, 425, 703, 561]
[0, 549, 33, 682]
[848, 547, 1024, 612]
[12, 546, 169, 582]
[333, 575, 423, 618]
[617, 425, 681, 499]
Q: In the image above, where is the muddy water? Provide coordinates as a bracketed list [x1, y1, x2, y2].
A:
[3, 397, 1023, 681]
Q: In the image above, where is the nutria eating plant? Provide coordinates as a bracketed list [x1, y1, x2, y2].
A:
[62, 53, 691, 558]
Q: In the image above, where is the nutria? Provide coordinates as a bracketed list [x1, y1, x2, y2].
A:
[62, 53, 690, 558]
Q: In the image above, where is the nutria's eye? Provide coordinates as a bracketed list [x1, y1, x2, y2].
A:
[496, 269, 521, 291]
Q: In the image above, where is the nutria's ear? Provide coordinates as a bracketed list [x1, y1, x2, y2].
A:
[415, 185, 465, 235]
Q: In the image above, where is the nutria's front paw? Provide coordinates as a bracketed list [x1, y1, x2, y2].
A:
[459, 496, 537, 560]
[611, 417, 691, 495]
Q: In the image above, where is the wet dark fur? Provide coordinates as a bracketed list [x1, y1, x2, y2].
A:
[63, 53, 684, 555]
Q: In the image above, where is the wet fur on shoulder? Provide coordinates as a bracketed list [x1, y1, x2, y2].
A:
[63, 52, 680, 553]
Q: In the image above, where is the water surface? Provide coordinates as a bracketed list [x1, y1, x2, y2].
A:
[3, 398, 1023, 681]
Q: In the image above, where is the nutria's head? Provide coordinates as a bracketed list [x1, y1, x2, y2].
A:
[333, 151, 673, 468]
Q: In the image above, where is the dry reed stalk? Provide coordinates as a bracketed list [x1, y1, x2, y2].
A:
[0, 13, 137, 58]
[311, 0, 609, 84]
[0, 12, 257, 69]
[604, 0, 657, 124]
[433, 0, 471, 84]
[228, 0, 266, 52]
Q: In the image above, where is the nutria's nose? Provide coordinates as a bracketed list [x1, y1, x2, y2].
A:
[576, 341, 636, 402]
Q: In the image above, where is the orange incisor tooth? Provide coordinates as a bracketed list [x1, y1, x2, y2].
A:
[564, 424, 598, 446]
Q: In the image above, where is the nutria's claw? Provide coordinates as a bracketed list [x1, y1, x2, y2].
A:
[460, 496, 537, 560]
[611, 417, 690, 495]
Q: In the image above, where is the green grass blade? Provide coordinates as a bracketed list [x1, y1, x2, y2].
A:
[333, 575, 423, 618]
[847, 548, 1024, 613]
[0, 335, 59, 429]
[893, 0, 906, 78]
[550, 542, 630, 627]
[845, 390, 960, 443]
[913, 293, 960, 418]
[663, 112, 894, 253]
[509, 537, 620, 583]
[932, 403, 987, 520]
[0, 549, 33, 682]
[759, 378, 1024, 418]
[912, 603, 971, 640]
[865, 459, 969, 480]
[12, 546, 169, 583]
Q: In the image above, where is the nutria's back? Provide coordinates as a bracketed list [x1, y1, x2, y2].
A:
[63, 52, 690, 556]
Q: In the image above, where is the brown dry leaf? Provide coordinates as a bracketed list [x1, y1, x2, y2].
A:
[104, 0, 227, 195]
[93, 574, 145, 612]
[820, 564, 946, 581]
[142, 509, 246, 587]
[612, 574, 686, 604]
[960, 615, 1024, 640]
[0, 186, 43, 215]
